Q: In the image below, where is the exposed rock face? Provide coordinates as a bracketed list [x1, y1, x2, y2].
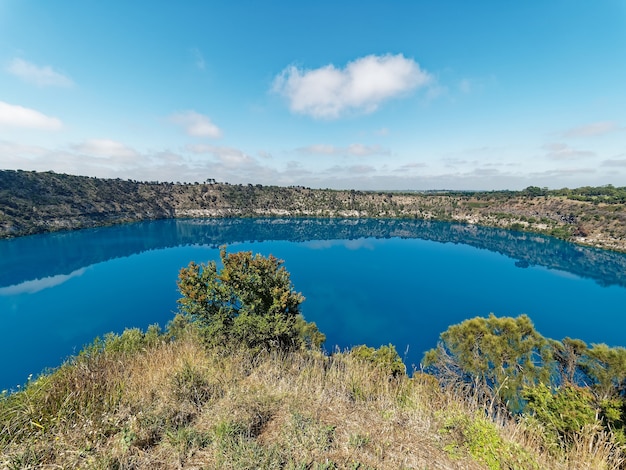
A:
[1, 170, 625, 251]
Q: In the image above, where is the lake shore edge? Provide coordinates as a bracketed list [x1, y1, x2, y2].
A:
[2, 169, 626, 252]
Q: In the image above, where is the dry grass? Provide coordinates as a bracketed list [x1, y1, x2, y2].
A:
[1, 330, 623, 469]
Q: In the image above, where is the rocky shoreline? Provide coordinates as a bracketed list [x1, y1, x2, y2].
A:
[1, 170, 625, 252]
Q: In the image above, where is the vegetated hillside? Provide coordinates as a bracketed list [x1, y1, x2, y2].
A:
[2, 327, 619, 470]
[3, 245, 626, 469]
[2, 169, 626, 251]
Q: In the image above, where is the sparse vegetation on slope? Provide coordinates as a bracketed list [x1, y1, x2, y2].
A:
[3, 322, 623, 469]
[2, 169, 626, 251]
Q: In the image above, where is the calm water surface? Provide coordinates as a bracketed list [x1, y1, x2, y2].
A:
[2, 218, 626, 391]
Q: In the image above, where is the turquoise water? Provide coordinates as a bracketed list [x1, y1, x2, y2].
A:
[2, 218, 626, 391]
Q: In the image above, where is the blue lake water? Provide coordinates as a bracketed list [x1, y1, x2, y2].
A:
[2, 218, 626, 392]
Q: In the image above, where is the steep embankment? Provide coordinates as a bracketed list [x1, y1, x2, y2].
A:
[1, 170, 625, 251]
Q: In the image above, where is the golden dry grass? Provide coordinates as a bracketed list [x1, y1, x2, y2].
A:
[1, 331, 623, 469]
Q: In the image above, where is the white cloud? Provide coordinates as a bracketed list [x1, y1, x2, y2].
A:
[543, 143, 595, 160]
[7, 58, 74, 87]
[0, 101, 63, 130]
[169, 111, 222, 138]
[186, 144, 255, 167]
[320, 164, 378, 178]
[458, 79, 472, 94]
[72, 139, 139, 159]
[374, 127, 390, 136]
[296, 144, 337, 155]
[296, 143, 390, 157]
[272, 54, 432, 119]
[563, 121, 620, 138]
[395, 162, 427, 172]
[191, 48, 206, 70]
[347, 143, 390, 157]
[601, 157, 626, 167]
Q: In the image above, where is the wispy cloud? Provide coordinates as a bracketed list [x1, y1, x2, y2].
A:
[191, 48, 206, 70]
[458, 78, 472, 94]
[542, 143, 595, 160]
[563, 121, 620, 138]
[7, 58, 73, 87]
[169, 111, 222, 138]
[0, 101, 63, 130]
[272, 54, 432, 119]
[72, 139, 139, 160]
[374, 127, 390, 136]
[601, 156, 626, 167]
[296, 143, 390, 157]
[347, 144, 390, 157]
[394, 162, 427, 172]
[186, 144, 255, 167]
[1, 135, 613, 191]
[324, 164, 377, 175]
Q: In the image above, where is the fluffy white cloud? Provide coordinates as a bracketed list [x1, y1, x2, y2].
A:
[170, 111, 222, 138]
[7, 58, 74, 87]
[273, 54, 432, 119]
[0, 101, 63, 130]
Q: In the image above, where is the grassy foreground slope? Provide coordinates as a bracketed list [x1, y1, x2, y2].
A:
[2, 170, 626, 251]
[2, 324, 621, 470]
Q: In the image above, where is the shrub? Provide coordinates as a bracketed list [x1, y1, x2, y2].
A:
[350, 344, 406, 377]
[522, 383, 597, 447]
[177, 247, 323, 352]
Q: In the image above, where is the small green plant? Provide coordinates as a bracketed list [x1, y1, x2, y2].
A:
[439, 411, 538, 470]
[120, 425, 138, 451]
[213, 420, 247, 443]
[289, 413, 336, 452]
[165, 426, 211, 455]
[171, 361, 213, 408]
[350, 344, 406, 377]
[348, 432, 370, 449]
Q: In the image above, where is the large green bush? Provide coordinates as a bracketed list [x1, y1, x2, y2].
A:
[177, 247, 324, 352]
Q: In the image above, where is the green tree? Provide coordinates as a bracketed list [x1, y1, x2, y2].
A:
[582, 344, 626, 399]
[177, 247, 324, 352]
[550, 337, 588, 385]
[423, 314, 552, 412]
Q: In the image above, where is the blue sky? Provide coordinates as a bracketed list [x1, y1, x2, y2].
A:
[1, 1, 625, 190]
